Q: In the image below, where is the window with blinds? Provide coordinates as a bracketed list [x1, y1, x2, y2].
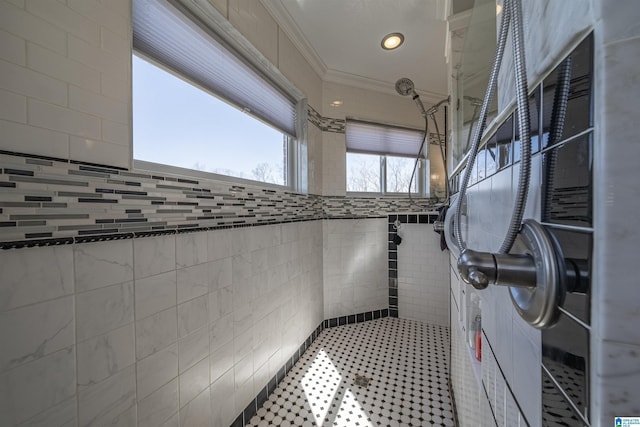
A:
[345, 119, 426, 194]
[131, 0, 301, 187]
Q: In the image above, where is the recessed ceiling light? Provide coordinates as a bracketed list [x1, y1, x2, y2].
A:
[330, 100, 343, 107]
[381, 33, 404, 50]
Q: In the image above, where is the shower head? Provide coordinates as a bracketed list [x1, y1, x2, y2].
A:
[395, 78, 415, 97]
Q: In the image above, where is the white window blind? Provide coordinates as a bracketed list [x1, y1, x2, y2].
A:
[345, 120, 426, 158]
[133, 0, 297, 137]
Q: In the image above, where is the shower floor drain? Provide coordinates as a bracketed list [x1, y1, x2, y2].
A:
[353, 373, 371, 388]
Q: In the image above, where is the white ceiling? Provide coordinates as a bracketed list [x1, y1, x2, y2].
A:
[263, 0, 451, 102]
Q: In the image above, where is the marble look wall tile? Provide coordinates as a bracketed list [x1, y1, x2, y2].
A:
[512, 319, 542, 426]
[210, 313, 233, 353]
[210, 341, 234, 383]
[209, 258, 232, 292]
[180, 387, 211, 427]
[76, 282, 134, 342]
[160, 412, 180, 427]
[177, 263, 209, 305]
[135, 271, 177, 321]
[76, 323, 135, 387]
[0, 296, 74, 373]
[177, 294, 209, 338]
[0, 245, 73, 311]
[210, 369, 236, 427]
[209, 286, 233, 323]
[77, 364, 136, 427]
[596, 0, 640, 45]
[136, 307, 178, 360]
[0, 346, 75, 426]
[138, 378, 179, 427]
[18, 395, 76, 427]
[207, 229, 233, 262]
[593, 340, 640, 424]
[178, 325, 209, 374]
[136, 343, 178, 400]
[176, 232, 207, 269]
[596, 36, 640, 346]
[74, 239, 133, 292]
[179, 356, 210, 408]
[134, 234, 176, 279]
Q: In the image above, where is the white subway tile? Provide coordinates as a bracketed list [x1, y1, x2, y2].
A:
[25, 0, 100, 46]
[67, 34, 128, 76]
[100, 25, 129, 58]
[74, 239, 134, 292]
[0, 29, 26, 65]
[135, 270, 177, 321]
[0, 346, 75, 426]
[138, 378, 179, 427]
[135, 307, 178, 360]
[210, 369, 236, 427]
[77, 364, 136, 427]
[210, 340, 234, 383]
[136, 343, 178, 399]
[0, 59, 66, 106]
[67, 0, 129, 35]
[69, 85, 128, 124]
[210, 313, 233, 353]
[27, 43, 100, 92]
[76, 282, 134, 341]
[0, 244, 73, 311]
[209, 257, 232, 292]
[29, 98, 100, 139]
[0, 296, 74, 373]
[76, 323, 134, 387]
[0, 87, 27, 123]
[69, 137, 130, 169]
[101, 118, 129, 146]
[0, 2, 66, 54]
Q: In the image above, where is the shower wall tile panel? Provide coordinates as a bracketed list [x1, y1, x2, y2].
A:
[0, 220, 325, 427]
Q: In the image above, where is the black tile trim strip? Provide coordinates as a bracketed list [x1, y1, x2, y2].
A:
[230, 321, 325, 427]
[388, 213, 439, 318]
[323, 309, 389, 329]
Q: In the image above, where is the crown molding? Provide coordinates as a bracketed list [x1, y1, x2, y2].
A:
[260, 0, 328, 80]
[324, 69, 447, 105]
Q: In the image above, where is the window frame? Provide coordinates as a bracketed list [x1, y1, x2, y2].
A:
[131, 0, 307, 192]
[345, 119, 429, 197]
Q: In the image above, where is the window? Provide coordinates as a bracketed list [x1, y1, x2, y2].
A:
[132, 0, 303, 188]
[346, 120, 426, 194]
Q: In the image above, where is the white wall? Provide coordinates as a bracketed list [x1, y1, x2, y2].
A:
[0, 222, 323, 427]
[322, 218, 388, 319]
[0, 0, 132, 168]
[397, 223, 450, 326]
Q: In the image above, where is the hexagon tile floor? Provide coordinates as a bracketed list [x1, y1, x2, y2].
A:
[246, 317, 455, 426]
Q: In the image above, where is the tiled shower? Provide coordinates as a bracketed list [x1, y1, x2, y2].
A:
[0, 0, 639, 426]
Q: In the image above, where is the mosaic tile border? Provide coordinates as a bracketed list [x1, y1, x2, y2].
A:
[0, 151, 437, 249]
[387, 213, 439, 317]
[307, 105, 346, 133]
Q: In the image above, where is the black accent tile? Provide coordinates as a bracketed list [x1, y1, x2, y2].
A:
[388, 214, 397, 222]
[389, 269, 397, 279]
[25, 232, 52, 239]
[329, 318, 337, 328]
[389, 297, 398, 306]
[231, 413, 244, 427]
[389, 308, 398, 318]
[382, 309, 389, 317]
[389, 252, 397, 260]
[268, 375, 277, 393]
[388, 241, 397, 251]
[243, 400, 257, 423]
[277, 367, 286, 383]
[388, 260, 397, 269]
[0, 181, 16, 188]
[0, 201, 40, 207]
[357, 313, 365, 323]
[257, 386, 268, 408]
[398, 215, 407, 223]
[324, 320, 329, 329]
[373, 310, 381, 319]
[24, 196, 51, 202]
[338, 316, 346, 326]
[364, 312, 373, 321]
[408, 214, 417, 223]
[389, 288, 398, 297]
[419, 214, 429, 224]
[78, 198, 118, 203]
[3, 168, 34, 176]
[18, 220, 45, 227]
[347, 315, 356, 324]
[0, 221, 16, 227]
